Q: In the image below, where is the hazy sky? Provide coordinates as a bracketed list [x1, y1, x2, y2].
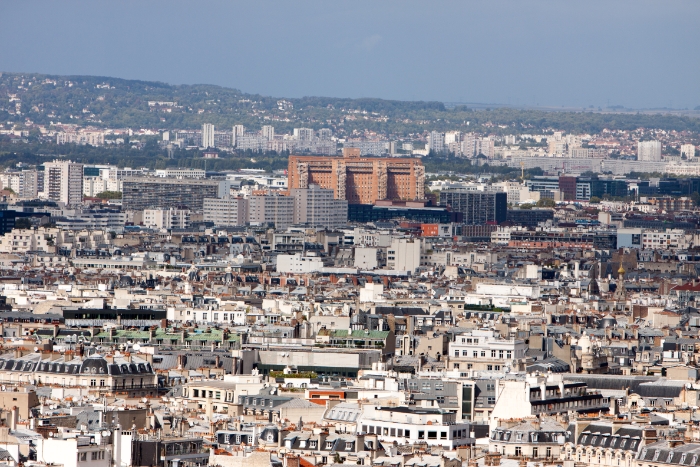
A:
[1, 1, 699, 109]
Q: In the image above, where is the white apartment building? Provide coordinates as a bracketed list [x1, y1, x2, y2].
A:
[44, 160, 83, 206]
[387, 238, 422, 273]
[261, 125, 275, 140]
[202, 123, 215, 149]
[203, 197, 249, 226]
[681, 144, 696, 159]
[0, 228, 56, 253]
[154, 168, 206, 178]
[638, 141, 662, 161]
[357, 406, 473, 449]
[83, 176, 108, 197]
[142, 208, 191, 230]
[429, 131, 445, 154]
[291, 184, 348, 228]
[248, 194, 294, 228]
[36, 434, 111, 467]
[276, 253, 325, 274]
[293, 128, 314, 141]
[448, 329, 529, 372]
[641, 229, 690, 250]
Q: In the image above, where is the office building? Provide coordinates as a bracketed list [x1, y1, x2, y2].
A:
[44, 160, 84, 206]
[122, 177, 220, 211]
[439, 190, 507, 225]
[248, 193, 294, 228]
[203, 197, 249, 226]
[291, 184, 348, 228]
[288, 148, 425, 205]
[202, 123, 215, 149]
[638, 140, 662, 161]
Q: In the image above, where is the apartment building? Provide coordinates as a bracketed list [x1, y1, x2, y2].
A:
[357, 405, 473, 449]
[291, 184, 348, 228]
[142, 208, 191, 229]
[288, 148, 425, 204]
[203, 197, 249, 226]
[448, 329, 529, 372]
[248, 193, 294, 228]
[122, 177, 220, 211]
[44, 160, 83, 206]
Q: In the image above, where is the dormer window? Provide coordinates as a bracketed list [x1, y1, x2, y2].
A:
[326, 441, 333, 449]
[309, 441, 317, 449]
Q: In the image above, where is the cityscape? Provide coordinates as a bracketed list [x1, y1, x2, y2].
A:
[1, 2, 700, 467]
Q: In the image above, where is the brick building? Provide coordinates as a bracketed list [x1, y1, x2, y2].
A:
[287, 148, 425, 204]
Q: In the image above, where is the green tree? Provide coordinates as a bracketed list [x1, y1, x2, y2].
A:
[536, 198, 556, 207]
[14, 218, 32, 229]
[589, 196, 602, 204]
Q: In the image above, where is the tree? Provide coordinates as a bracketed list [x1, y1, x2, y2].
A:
[14, 218, 32, 230]
[536, 198, 556, 207]
[589, 196, 602, 204]
[520, 203, 534, 210]
[95, 191, 122, 200]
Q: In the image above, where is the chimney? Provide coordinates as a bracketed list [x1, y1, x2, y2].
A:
[10, 407, 18, 431]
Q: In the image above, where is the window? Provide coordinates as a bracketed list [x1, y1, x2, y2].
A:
[481, 351, 486, 357]
[546, 447, 552, 457]
[326, 441, 333, 449]
[515, 447, 522, 456]
[487, 365, 493, 371]
[533, 447, 538, 458]
[418, 431, 425, 439]
[79, 453, 87, 462]
[491, 350, 496, 358]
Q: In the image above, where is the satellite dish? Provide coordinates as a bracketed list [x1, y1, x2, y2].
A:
[133, 344, 141, 352]
[34, 347, 39, 352]
[101, 430, 110, 437]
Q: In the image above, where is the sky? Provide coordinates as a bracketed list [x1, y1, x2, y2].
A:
[1, 1, 699, 109]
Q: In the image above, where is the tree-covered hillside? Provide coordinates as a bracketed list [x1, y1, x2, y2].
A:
[1, 72, 700, 136]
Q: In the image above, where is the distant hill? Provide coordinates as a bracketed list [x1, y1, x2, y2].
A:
[2, 72, 700, 135]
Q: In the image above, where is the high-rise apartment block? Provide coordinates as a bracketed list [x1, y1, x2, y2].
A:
[439, 190, 507, 225]
[429, 131, 445, 154]
[122, 177, 220, 211]
[261, 125, 275, 141]
[202, 197, 249, 226]
[293, 128, 315, 141]
[44, 160, 84, 206]
[291, 184, 348, 228]
[638, 141, 662, 161]
[248, 193, 294, 228]
[202, 124, 215, 149]
[288, 148, 425, 205]
[681, 144, 696, 160]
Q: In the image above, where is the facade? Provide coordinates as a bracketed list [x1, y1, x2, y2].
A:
[203, 197, 249, 226]
[429, 131, 445, 154]
[490, 418, 567, 459]
[142, 208, 191, 229]
[448, 329, 529, 372]
[154, 168, 206, 178]
[248, 193, 294, 228]
[439, 190, 507, 225]
[44, 160, 84, 206]
[681, 144, 696, 159]
[638, 141, 662, 161]
[291, 184, 348, 228]
[386, 238, 422, 273]
[489, 374, 609, 430]
[122, 177, 220, 211]
[202, 123, 215, 149]
[288, 148, 425, 204]
[357, 406, 473, 449]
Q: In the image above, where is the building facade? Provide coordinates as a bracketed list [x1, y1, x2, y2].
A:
[288, 148, 425, 205]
